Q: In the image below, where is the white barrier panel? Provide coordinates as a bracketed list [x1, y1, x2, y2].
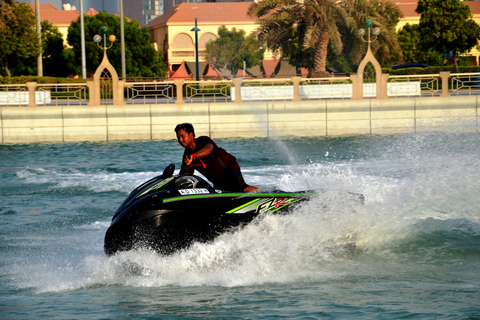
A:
[0, 91, 51, 105]
[232, 82, 421, 100]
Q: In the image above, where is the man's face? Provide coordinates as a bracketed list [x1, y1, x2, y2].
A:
[176, 128, 194, 148]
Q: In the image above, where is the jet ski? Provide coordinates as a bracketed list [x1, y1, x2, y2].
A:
[104, 164, 318, 256]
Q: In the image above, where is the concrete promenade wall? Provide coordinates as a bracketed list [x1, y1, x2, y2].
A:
[0, 96, 478, 143]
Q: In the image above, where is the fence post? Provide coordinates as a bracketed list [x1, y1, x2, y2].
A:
[26, 82, 37, 107]
[291, 76, 301, 101]
[232, 78, 243, 103]
[378, 73, 389, 99]
[439, 71, 450, 97]
[174, 79, 185, 104]
[87, 80, 100, 106]
[115, 79, 126, 105]
[350, 74, 362, 99]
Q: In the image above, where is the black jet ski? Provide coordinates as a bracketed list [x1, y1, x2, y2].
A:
[104, 164, 318, 256]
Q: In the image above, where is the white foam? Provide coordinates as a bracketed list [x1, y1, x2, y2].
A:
[16, 167, 164, 193]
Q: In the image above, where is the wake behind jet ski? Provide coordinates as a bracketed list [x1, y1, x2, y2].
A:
[104, 164, 318, 256]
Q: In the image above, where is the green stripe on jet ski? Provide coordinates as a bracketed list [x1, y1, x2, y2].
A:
[163, 193, 245, 203]
[269, 198, 302, 213]
[225, 198, 262, 214]
[163, 193, 314, 204]
[136, 178, 174, 199]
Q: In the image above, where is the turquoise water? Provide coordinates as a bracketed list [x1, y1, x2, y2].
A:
[1, 133, 479, 319]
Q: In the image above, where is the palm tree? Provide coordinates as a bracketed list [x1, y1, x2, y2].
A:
[341, 0, 403, 68]
[248, 0, 403, 77]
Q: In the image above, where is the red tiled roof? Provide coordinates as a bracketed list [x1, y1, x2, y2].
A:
[85, 8, 99, 16]
[397, 3, 419, 17]
[148, 2, 255, 27]
[262, 59, 280, 77]
[204, 63, 219, 78]
[395, 0, 480, 17]
[28, 5, 128, 25]
[171, 61, 191, 79]
[30, 4, 79, 24]
[466, 1, 480, 14]
[392, 0, 418, 4]
[236, 68, 254, 79]
[146, 1, 480, 27]
[32, 3, 59, 11]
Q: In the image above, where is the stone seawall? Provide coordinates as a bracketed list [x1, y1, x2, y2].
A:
[1, 96, 478, 143]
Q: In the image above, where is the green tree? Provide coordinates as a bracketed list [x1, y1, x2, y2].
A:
[342, 0, 403, 68]
[416, 0, 480, 72]
[204, 25, 265, 77]
[8, 20, 73, 77]
[0, 1, 40, 77]
[249, 0, 402, 77]
[67, 11, 167, 77]
[41, 21, 71, 76]
[323, 0, 403, 73]
[397, 23, 443, 66]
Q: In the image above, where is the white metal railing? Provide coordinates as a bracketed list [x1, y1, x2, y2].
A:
[449, 72, 480, 96]
[35, 83, 88, 106]
[300, 77, 352, 100]
[126, 81, 176, 104]
[184, 80, 232, 103]
[387, 74, 441, 97]
[0, 84, 29, 106]
[3, 71, 480, 107]
[239, 78, 294, 101]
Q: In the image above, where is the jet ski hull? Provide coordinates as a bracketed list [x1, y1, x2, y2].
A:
[104, 165, 313, 255]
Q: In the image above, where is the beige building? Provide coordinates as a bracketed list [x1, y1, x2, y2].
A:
[147, 0, 480, 74]
[147, 2, 268, 76]
[28, 1, 480, 74]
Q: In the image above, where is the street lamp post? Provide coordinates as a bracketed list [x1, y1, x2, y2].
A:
[191, 18, 201, 87]
[35, 0, 42, 77]
[80, 0, 86, 79]
[119, 0, 126, 79]
[358, 20, 381, 50]
[94, 26, 116, 52]
[356, 20, 384, 99]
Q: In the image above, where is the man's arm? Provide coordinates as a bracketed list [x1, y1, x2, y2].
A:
[184, 143, 214, 166]
[179, 150, 193, 175]
[193, 143, 214, 158]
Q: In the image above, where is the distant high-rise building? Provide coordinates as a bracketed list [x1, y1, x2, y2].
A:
[123, 0, 164, 27]
[61, 0, 119, 14]
[17, 0, 120, 14]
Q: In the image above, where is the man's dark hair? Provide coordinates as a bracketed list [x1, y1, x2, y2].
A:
[174, 123, 195, 137]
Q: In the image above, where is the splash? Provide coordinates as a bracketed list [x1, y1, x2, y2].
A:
[16, 167, 164, 193]
[245, 101, 314, 189]
[7, 132, 480, 293]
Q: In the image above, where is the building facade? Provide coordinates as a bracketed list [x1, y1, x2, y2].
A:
[123, 0, 255, 27]
[147, 2, 263, 74]
[148, 0, 480, 74]
[123, 0, 165, 27]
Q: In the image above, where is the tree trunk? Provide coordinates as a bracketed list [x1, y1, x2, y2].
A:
[4, 59, 11, 77]
[310, 29, 331, 78]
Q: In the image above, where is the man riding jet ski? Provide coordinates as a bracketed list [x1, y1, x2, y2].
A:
[175, 123, 260, 193]
[104, 163, 314, 256]
[104, 123, 363, 256]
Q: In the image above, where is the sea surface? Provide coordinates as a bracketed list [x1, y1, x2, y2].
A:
[1, 132, 479, 319]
